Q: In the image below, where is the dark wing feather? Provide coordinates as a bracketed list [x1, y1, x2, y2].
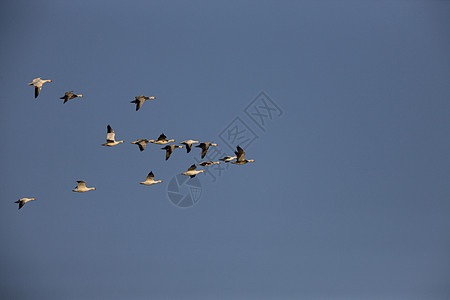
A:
[188, 164, 197, 171]
[158, 133, 167, 141]
[135, 100, 142, 111]
[34, 86, 40, 98]
[18, 201, 24, 210]
[107, 125, 113, 133]
[186, 144, 192, 153]
[165, 148, 172, 160]
[201, 148, 207, 159]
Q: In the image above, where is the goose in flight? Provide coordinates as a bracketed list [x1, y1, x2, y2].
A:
[181, 164, 204, 178]
[15, 198, 36, 210]
[101, 125, 124, 146]
[131, 139, 150, 151]
[60, 91, 83, 104]
[140, 171, 163, 185]
[28, 77, 52, 98]
[219, 155, 237, 163]
[232, 145, 255, 165]
[150, 133, 175, 145]
[198, 161, 221, 167]
[196, 142, 218, 159]
[131, 95, 156, 111]
[180, 140, 199, 153]
[72, 181, 96, 192]
[161, 144, 182, 160]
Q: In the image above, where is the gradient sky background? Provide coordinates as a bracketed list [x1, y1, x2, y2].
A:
[1, 1, 449, 299]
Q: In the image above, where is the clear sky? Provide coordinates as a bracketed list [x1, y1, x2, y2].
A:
[1, 1, 449, 299]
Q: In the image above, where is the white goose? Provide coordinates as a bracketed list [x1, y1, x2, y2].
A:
[131, 95, 156, 111]
[181, 164, 204, 178]
[232, 145, 255, 165]
[101, 125, 124, 146]
[28, 77, 52, 98]
[15, 198, 36, 210]
[180, 140, 199, 153]
[140, 171, 163, 185]
[131, 139, 150, 151]
[149, 133, 175, 145]
[72, 181, 96, 192]
[60, 91, 83, 104]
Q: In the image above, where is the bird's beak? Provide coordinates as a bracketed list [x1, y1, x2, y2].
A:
[79, 94, 84, 97]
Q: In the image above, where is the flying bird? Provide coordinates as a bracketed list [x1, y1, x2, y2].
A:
[60, 91, 83, 104]
[140, 171, 163, 185]
[232, 145, 255, 165]
[131, 139, 150, 151]
[180, 140, 199, 153]
[219, 155, 237, 163]
[181, 164, 204, 178]
[149, 133, 175, 145]
[101, 125, 124, 146]
[131, 95, 156, 111]
[161, 144, 182, 160]
[72, 181, 96, 192]
[196, 142, 218, 159]
[28, 77, 52, 98]
[198, 161, 220, 167]
[15, 198, 36, 210]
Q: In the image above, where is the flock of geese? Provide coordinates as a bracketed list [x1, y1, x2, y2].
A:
[16, 77, 255, 210]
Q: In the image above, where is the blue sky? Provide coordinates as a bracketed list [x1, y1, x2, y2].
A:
[1, 1, 449, 299]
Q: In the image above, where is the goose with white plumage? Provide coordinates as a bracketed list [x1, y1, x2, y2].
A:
[101, 125, 124, 147]
[28, 77, 52, 98]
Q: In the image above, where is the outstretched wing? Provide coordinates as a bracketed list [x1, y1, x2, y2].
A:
[35, 86, 41, 98]
[135, 99, 143, 111]
[201, 147, 208, 159]
[77, 181, 87, 189]
[186, 143, 192, 153]
[106, 125, 115, 142]
[188, 164, 197, 171]
[18, 200, 24, 210]
[235, 145, 245, 160]
[146, 171, 154, 180]
[165, 148, 173, 160]
[158, 133, 167, 141]
[137, 142, 146, 151]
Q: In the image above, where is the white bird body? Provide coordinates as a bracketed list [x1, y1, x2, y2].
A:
[140, 171, 163, 185]
[15, 197, 36, 210]
[181, 164, 204, 178]
[72, 181, 96, 192]
[28, 77, 52, 98]
[102, 125, 124, 146]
